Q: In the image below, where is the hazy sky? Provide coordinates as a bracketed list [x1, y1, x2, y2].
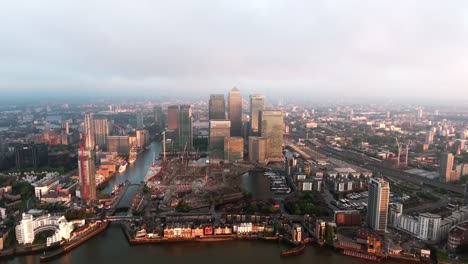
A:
[1, 1, 467, 101]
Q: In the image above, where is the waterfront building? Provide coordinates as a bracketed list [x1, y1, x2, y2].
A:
[177, 105, 193, 152]
[136, 129, 150, 148]
[15, 213, 76, 246]
[93, 118, 110, 149]
[84, 112, 95, 149]
[367, 178, 390, 232]
[248, 136, 268, 163]
[167, 105, 180, 130]
[440, 152, 455, 182]
[209, 94, 226, 120]
[15, 213, 34, 244]
[224, 137, 244, 162]
[292, 224, 302, 242]
[315, 220, 326, 243]
[259, 110, 284, 161]
[335, 210, 361, 227]
[209, 120, 231, 160]
[249, 95, 265, 134]
[228, 88, 242, 136]
[107, 135, 130, 154]
[78, 149, 96, 202]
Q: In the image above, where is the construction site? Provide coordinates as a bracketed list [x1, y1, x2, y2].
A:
[139, 156, 256, 215]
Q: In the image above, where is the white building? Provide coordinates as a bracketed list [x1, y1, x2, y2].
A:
[34, 178, 59, 199]
[236, 223, 253, 234]
[15, 213, 76, 246]
[418, 213, 441, 242]
[15, 213, 34, 244]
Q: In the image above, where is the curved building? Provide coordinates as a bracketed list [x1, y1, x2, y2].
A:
[448, 220, 468, 253]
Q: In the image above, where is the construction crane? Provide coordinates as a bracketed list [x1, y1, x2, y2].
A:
[79, 132, 89, 204]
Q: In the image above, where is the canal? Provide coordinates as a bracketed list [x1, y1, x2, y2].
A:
[2, 143, 400, 264]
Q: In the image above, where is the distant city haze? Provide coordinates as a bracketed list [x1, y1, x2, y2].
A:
[1, 1, 468, 101]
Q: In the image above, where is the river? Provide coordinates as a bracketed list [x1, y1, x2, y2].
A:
[2, 142, 397, 264]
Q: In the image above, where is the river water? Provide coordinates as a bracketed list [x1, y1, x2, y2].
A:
[2, 142, 397, 264]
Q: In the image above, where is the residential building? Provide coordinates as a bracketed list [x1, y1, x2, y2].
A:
[78, 149, 96, 202]
[93, 118, 110, 149]
[440, 152, 455, 182]
[367, 178, 390, 232]
[107, 135, 130, 154]
[84, 112, 95, 149]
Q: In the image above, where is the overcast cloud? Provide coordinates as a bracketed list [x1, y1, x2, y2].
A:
[0, 0, 467, 100]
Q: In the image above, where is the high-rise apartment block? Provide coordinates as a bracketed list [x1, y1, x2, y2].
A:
[93, 118, 110, 149]
[228, 88, 242, 136]
[78, 149, 96, 203]
[84, 113, 95, 149]
[440, 152, 455, 182]
[209, 94, 226, 120]
[367, 178, 390, 232]
[249, 95, 265, 134]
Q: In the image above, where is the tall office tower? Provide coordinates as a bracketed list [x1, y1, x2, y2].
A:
[84, 112, 95, 150]
[136, 111, 144, 129]
[209, 120, 231, 160]
[367, 178, 390, 232]
[224, 137, 244, 161]
[248, 136, 268, 163]
[228, 88, 242, 136]
[78, 149, 96, 203]
[249, 95, 266, 134]
[93, 118, 110, 149]
[177, 105, 193, 152]
[426, 130, 434, 145]
[167, 105, 180, 130]
[440, 152, 455, 182]
[209, 94, 226, 120]
[153, 106, 165, 129]
[259, 110, 284, 161]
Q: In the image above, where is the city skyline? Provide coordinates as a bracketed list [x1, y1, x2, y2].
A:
[1, 1, 468, 101]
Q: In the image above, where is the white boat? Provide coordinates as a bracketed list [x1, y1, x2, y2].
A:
[144, 153, 161, 182]
[118, 163, 127, 173]
[128, 156, 136, 164]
